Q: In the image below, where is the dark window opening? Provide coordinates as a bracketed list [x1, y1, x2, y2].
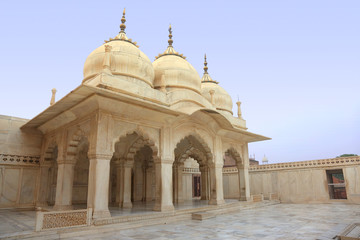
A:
[326, 169, 347, 199]
[193, 175, 201, 197]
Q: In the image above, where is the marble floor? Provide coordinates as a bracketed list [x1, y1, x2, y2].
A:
[72, 203, 359, 240]
[0, 203, 358, 239]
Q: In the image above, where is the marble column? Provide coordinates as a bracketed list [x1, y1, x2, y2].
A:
[209, 163, 225, 205]
[200, 165, 210, 200]
[122, 161, 133, 208]
[87, 154, 112, 219]
[54, 160, 75, 210]
[153, 160, 174, 211]
[176, 164, 184, 203]
[239, 144, 251, 201]
[238, 166, 250, 201]
[115, 160, 123, 206]
[145, 166, 153, 202]
[36, 164, 51, 207]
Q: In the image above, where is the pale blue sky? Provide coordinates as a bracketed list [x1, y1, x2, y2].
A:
[0, 1, 359, 163]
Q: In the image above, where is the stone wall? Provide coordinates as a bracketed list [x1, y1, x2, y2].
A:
[249, 156, 360, 204]
[0, 115, 43, 208]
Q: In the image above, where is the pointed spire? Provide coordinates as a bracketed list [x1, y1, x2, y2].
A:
[168, 24, 173, 47]
[120, 8, 126, 33]
[104, 8, 138, 47]
[204, 54, 208, 74]
[201, 54, 218, 83]
[155, 24, 185, 59]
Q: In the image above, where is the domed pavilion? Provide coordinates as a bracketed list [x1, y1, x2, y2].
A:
[8, 9, 269, 220]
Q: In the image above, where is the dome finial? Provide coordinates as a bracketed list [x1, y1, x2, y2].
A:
[168, 24, 173, 47]
[155, 24, 186, 59]
[201, 54, 218, 84]
[204, 54, 208, 74]
[120, 8, 126, 33]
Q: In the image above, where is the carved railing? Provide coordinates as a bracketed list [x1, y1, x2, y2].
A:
[249, 156, 360, 172]
[0, 153, 40, 165]
[183, 167, 200, 173]
[35, 208, 92, 231]
[222, 167, 238, 173]
[252, 194, 263, 202]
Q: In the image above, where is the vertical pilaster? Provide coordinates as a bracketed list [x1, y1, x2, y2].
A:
[36, 164, 51, 207]
[153, 124, 174, 211]
[153, 160, 174, 211]
[200, 165, 210, 200]
[87, 111, 114, 219]
[239, 143, 251, 201]
[209, 136, 225, 205]
[54, 160, 75, 210]
[177, 164, 184, 203]
[87, 154, 112, 219]
[145, 166, 153, 202]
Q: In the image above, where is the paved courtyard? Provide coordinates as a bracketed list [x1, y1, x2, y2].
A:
[0, 203, 358, 239]
[71, 203, 358, 240]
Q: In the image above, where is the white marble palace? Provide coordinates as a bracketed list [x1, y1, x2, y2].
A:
[0, 9, 270, 221]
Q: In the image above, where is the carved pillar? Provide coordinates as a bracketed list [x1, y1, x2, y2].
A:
[145, 165, 153, 202]
[122, 161, 133, 208]
[114, 160, 123, 206]
[208, 163, 225, 205]
[209, 136, 225, 205]
[54, 160, 75, 210]
[87, 111, 114, 219]
[36, 164, 51, 207]
[87, 154, 112, 219]
[239, 144, 251, 201]
[173, 164, 178, 203]
[153, 159, 174, 211]
[200, 165, 210, 200]
[174, 164, 184, 203]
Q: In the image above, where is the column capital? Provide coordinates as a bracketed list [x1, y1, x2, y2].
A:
[154, 158, 174, 165]
[123, 160, 134, 168]
[208, 162, 223, 168]
[88, 153, 113, 160]
[56, 158, 76, 165]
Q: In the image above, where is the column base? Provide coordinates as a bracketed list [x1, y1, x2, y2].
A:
[240, 196, 251, 201]
[92, 210, 111, 219]
[53, 205, 73, 211]
[208, 199, 225, 205]
[201, 196, 209, 200]
[122, 202, 133, 209]
[35, 202, 48, 208]
[153, 203, 174, 212]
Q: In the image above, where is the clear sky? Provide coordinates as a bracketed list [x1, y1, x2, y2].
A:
[0, 1, 359, 163]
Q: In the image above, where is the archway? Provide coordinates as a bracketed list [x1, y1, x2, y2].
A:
[71, 136, 89, 207]
[110, 131, 157, 208]
[223, 147, 245, 200]
[173, 135, 212, 204]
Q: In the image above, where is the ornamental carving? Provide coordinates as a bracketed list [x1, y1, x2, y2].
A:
[42, 211, 87, 229]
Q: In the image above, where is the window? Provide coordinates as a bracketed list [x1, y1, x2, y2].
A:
[326, 169, 347, 199]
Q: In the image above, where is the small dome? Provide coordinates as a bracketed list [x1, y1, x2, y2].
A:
[200, 55, 233, 114]
[83, 10, 154, 87]
[152, 25, 201, 94]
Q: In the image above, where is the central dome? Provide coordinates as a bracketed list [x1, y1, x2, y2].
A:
[152, 25, 201, 93]
[83, 10, 154, 87]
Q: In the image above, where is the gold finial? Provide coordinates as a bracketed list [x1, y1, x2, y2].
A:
[168, 24, 173, 47]
[204, 54, 208, 74]
[120, 8, 126, 33]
